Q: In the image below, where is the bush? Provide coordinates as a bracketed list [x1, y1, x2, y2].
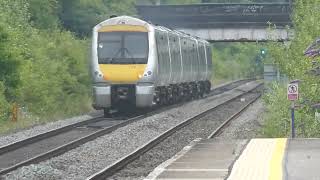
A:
[17, 30, 91, 118]
[0, 0, 91, 125]
[262, 83, 320, 137]
[212, 42, 262, 82]
[0, 82, 10, 122]
[262, 0, 320, 138]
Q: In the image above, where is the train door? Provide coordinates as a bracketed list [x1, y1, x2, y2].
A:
[165, 31, 172, 83]
[155, 30, 171, 85]
[181, 38, 188, 83]
[188, 39, 194, 82]
[192, 40, 199, 82]
[206, 45, 213, 80]
[169, 33, 180, 84]
[177, 36, 184, 83]
[198, 42, 206, 81]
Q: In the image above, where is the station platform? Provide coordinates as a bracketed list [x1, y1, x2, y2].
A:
[145, 138, 320, 180]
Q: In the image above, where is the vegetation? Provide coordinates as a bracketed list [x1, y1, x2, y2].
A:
[262, 0, 320, 137]
[212, 43, 262, 84]
[202, 0, 288, 3]
[0, 0, 92, 132]
[0, 0, 152, 133]
[0, 0, 261, 134]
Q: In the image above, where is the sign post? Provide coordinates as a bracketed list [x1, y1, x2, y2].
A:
[287, 83, 299, 138]
[290, 101, 295, 138]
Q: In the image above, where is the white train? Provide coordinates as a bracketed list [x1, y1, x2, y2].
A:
[91, 16, 212, 116]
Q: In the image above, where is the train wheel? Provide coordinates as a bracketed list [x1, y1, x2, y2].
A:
[199, 82, 205, 98]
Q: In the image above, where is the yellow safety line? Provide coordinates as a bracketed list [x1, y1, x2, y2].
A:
[269, 138, 287, 180]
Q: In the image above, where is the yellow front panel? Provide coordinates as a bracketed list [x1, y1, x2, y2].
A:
[98, 25, 148, 32]
[99, 64, 147, 83]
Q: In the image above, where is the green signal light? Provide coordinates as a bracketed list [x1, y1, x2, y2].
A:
[260, 48, 267, 57]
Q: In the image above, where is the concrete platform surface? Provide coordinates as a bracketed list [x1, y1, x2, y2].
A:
[145, 138, 320, 180]
[145, 138, 248, 180]
[285, 139, 320, 180]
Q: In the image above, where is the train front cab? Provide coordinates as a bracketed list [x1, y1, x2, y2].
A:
[92, 20, 156, 112]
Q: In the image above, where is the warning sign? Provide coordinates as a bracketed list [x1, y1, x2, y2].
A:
[287, 83, 299, 101]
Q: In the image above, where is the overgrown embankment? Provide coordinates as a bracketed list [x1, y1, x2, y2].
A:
[0, 0, 93, 133]
[262, 0, 320, 137]
[0, 0, 265, 134]
[212, 42, 262, 84]
[0, 0, 206, 134]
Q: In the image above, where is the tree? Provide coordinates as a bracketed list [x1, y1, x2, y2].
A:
[28, 0, 60, 29]
[0, 28, 19, 98]
[263, 0, 320, 137]
[57, 0, 136, 36]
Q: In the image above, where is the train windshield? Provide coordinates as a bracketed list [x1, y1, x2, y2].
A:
[97, 32, 149, 64]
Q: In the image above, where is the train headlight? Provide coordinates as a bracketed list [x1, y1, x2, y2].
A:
[138, 74, 142, 78]
[95, 71, 104, 79]
[143, 71, 152, 77]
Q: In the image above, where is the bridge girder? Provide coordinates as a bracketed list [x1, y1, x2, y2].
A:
[137, 3, 293, 42]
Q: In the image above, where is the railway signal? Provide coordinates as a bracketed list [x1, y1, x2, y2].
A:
[260, 48, 267, 58]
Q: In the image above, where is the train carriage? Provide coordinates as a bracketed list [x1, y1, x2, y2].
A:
[91, 16, 212, 116]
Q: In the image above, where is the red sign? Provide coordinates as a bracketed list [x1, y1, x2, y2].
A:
[287, 83, 299, 101]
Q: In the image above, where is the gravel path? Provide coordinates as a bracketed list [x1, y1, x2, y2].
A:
[109, 92, 261, 180]
[2, 82, 261, 180]
[217, 99, 265, 139]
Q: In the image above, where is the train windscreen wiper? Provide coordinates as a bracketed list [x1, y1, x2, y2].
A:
[111, 47, 136, 64]
[123, 48, 136, 64]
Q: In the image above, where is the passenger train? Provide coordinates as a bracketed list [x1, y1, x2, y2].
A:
[90, 16, 213, 116]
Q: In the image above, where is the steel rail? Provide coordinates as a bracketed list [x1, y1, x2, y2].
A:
[0, 78, 251, 156]
[86, 82, 263, 180]
[0, 79, 253, 176]
[207, 93, 262, 139]
[0, 115, 146, 176]
[0, 116, 104, 155]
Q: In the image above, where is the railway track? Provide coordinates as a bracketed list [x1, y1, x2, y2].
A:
[0, 79, 253, 176]
[0, 115, 145, 175]
[86, 82, 263, 180]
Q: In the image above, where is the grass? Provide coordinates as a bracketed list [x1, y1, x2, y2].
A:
[259, 83, 320, 138]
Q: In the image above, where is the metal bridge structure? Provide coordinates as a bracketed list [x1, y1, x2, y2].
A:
[136, 3, 293, 42]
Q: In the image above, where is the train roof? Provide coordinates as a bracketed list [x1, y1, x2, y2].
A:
[95, 16, 209, 44]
